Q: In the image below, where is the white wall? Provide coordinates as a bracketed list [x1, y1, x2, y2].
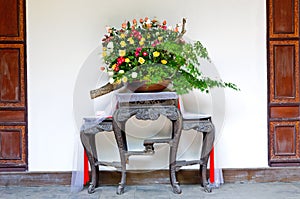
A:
[27, 0, 267, 171]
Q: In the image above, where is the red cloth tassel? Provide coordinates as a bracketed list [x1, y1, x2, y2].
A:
[209, 147, 215, 183]
[83, 150, 90, 185]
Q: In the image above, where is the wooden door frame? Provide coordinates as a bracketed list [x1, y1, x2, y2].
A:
[267, 0, 300, 166]
[0, 0, 28, 171]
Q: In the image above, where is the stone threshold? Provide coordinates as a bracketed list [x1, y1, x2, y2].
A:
[0, 168, 300, 186]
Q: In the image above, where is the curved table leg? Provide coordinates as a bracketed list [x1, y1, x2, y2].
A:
[112, 118, 127, 195]
[200, 157, 211, 193]
[169, 112, 183, 194]
[200, 124, 215, 193]
[80, 131, 99, 194]
[116, 155, 126, 195]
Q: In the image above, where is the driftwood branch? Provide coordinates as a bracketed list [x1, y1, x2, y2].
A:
[175, 18, 186, 42]
[90, 82, 123, 99]
[181, 18, 186, 35]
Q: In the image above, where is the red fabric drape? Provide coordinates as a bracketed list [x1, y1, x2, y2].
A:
[209, 147, 215, 183]
[84, 150, 89, 185]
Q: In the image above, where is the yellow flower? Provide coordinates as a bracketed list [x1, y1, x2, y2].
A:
[125, 58, 130, 63]
[120, 41, 126, 47]
[161, 60, 167, 64]
[153, 51, 160, 57]
[140, 37, 145, 42]
[119, 50, 126, 57]
[158, 36, 163, 41]
[139, 41, 144, 46]
[147, 33, 151, 39]
[127, 37, 134, 44]
[138, 57, 145, 64]
[116, 79, 121, 84]
[102, 51, 107, 57]
[120, 33, 126, 38]
[102, 47, 107, 51]
[122, 76, 128, 83]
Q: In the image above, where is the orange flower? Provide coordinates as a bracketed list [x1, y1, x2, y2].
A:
[144, 17, 148, 22]
[140, 18, 144, 23]
[163, 20, 167, 25]
[133, 19, 137, 25]
[122, 22, 127, 29]
[147, 23, 152, 28]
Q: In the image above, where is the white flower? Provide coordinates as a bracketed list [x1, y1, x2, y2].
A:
[105, 26, 111, 32]
[107, 42, 113, 50]
[119, 70, 124, 74]
[109, 77, 114, 84]
[122, 76, 128, 83]
[108, 71, 114, 76]
[131, 72, 138, 78]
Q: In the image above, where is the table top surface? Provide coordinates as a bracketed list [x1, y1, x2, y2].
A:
[116, 92, 178, 103]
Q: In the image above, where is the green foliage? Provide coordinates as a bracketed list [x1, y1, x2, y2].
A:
[101, 17, 239, 94]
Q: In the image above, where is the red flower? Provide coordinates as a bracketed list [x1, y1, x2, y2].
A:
[142, 51, 148, 56]
[114, 66, 119, 72]
[135, 47, 142, 57]
[151, 40, 160, 47]
[117, 57, 125, 65]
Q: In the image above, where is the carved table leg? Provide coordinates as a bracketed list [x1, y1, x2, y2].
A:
[169, 111, 183, 194]
[200, 123, 215, 193]
[80, 130, 99, 194]
[113, 118, 127, 195]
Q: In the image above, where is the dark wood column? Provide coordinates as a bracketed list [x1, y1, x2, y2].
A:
[0, 0, 27, 171]
[267, 0, 300, 166]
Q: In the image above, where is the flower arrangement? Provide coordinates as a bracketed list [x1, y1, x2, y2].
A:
[100, 17, 238, 94]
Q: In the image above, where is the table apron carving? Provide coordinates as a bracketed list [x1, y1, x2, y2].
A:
[114, 106, 180, 122]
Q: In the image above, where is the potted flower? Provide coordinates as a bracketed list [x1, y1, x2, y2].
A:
[90, 17, 238, 98]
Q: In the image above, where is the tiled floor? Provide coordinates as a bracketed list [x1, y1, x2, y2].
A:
[1, 182, 300, 199]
